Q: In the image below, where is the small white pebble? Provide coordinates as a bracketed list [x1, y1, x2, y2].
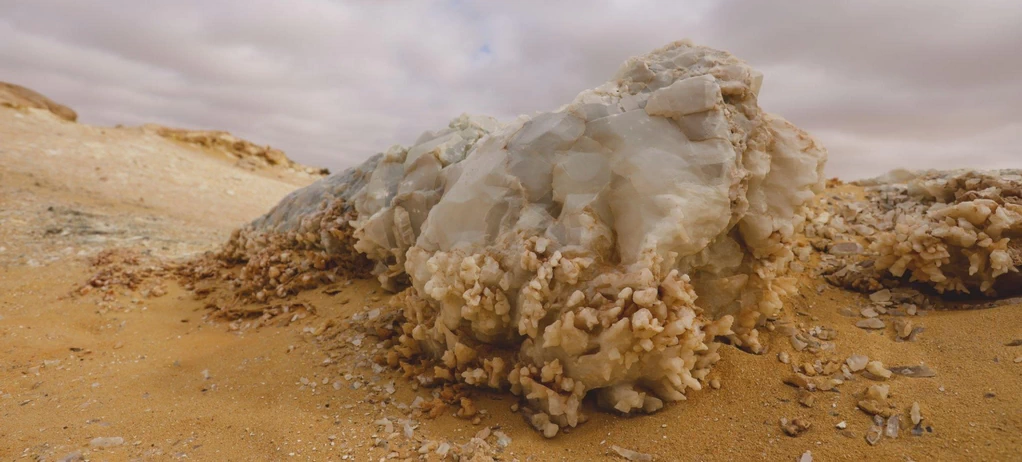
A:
[865, 360, 892, 379]
[869, 289, 892, 303]
[845, 354, 868, 372]
[910, 402, 922, 426]
[90, 436, 124, 448]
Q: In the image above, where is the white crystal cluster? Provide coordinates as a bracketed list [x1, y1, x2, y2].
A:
[871, 171, 1022, 294]
[243, 41, 827, 435]
[809, 170, 1021, 296]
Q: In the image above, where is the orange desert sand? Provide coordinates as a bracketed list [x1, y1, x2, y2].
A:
[1, 61, 1020, 461]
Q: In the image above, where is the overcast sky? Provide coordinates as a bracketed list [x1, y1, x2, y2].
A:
[2, 1, 1020, 179]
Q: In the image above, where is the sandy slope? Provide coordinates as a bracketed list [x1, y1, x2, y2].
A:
[1, 105, 1020, 462]
[0, 106, 318, 267]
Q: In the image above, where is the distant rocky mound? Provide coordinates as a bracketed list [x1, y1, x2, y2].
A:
[142, 124, 329, 176]
[0, 82, 78, 122]
[0, 81, 326, 177]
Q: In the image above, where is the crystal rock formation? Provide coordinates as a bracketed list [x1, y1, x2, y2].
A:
[228, 41, 827, 435]
[819, 170, 1022, 295]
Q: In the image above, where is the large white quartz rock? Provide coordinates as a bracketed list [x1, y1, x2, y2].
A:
[244, 40, 826, 435]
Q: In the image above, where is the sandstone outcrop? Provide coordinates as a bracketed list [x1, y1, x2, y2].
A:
[0, 81, 77, 122]
[143, 124, 329, 175]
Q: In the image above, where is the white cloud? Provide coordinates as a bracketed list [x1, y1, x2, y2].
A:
[1, 0, 1019, 178]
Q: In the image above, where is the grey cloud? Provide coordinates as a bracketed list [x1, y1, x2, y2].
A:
[1, 0, 1019, 179]
[698, 0, 1022, 176]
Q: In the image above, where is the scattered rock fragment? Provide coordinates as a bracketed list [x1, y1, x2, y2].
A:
[835, 421, 847, 429]
[57, 452, 83, 462]
[457, 397, 478, 418]
[857, 399, 891, 418]
[778, 351, 791, 364]
[829, 242, 863, 255]
[90, 436, 124, 448]
[866, 425, 883, 445]
[801, 362, 817, 377]
[1006, 339, 1022, 347]
[529, 412, 559, 438]
[375, 417, 394, 433]
[865, 361, 892, 379]
[910, 402, 922, 426]
[846, 354, 869, 372]
[799, 450, 813, 462]
[856, 318, 886, 330]
[809, 325, 837, 340]
[858, 384, 894, 418]
[784, 374, 814, 390]
[893, 319, 924, 341]
[890, 364, 936, 378]
[817, 377, 843, 391]
[839, 307, 859, 317]
[895, 319, 911, 336]
[865, 384, 890, 401]
[797, 390, 815, 408]
[494, 430, 512, 449]
[869, 289, 892, 303]
[611, 445, 653, 461]
[885, 415, 900, 438]
[436, 442, 452, 457]
[775, 323, 799, 336]
[780, 417, 812, 437]
[860, 307, 879, 318]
